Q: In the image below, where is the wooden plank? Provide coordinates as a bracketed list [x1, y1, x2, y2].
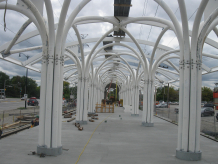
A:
[3, 121, 20, 130]
[67, 118, 75, 122]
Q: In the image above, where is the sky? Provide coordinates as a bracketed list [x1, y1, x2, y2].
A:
[0, 0, 218, 89]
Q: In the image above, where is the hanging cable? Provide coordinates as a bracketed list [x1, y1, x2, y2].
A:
[139, 0, 148, 39]
[139, 0, 147, 38]
[174, 7, 179, 15]
[139, 0, 149, 54]
[18, 13, 36, 29]
[3, 0, 8, 32]
[147, 4, 159, 41]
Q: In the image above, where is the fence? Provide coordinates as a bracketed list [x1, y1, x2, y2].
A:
[0, 106, 39, 137]
[0, 101, 77, 136]
[95, 103, 114, 113]
[138, 101, 218, 139]
[154, 105, 218, 139]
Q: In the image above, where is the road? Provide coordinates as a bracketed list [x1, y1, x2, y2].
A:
[0, 98, 40, 112]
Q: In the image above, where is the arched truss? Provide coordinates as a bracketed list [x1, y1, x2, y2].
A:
[0, 1, 218, 90]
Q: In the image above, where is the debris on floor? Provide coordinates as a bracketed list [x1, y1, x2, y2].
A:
[64, 114, 72, 118]
[91, 116, 98, 120]
[67, 117, 75, 122]
[74, 123, 83, 131]
[78, 127, 83, 131]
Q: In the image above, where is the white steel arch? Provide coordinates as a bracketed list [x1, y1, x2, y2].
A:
[1, 0, 218, 161]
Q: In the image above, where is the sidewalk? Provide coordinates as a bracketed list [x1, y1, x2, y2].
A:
[0, 107, 217, 164]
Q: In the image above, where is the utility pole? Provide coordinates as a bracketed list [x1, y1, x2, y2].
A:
[167, 83, 169, 107]
[4, 79, 10, 98]
[19, 53, 29, 109]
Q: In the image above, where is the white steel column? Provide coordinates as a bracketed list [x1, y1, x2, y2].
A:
[175, 0, 209, 161]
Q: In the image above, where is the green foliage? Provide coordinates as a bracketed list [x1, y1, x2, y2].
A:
[0, 72, 40, 98]
[156, 86, 179, 102]
[107, 91, 114, 99]
[0, 71, 10, 89]
[36, 86, 40, 98]
[63, 81, 70, 99]
[8, 76, 39, 98]
[201, 86, 213, 102]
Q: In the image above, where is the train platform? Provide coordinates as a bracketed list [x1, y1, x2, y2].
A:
[0, 107, 217, 164]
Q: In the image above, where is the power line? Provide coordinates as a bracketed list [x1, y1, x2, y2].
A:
[188, 8, 198, 20]
[139, 0, 148, 39]
[147, 4, 159, 41]
[18, 12, 36, 29]
[0, 23, 34, 47]
[154, 4, 159, 16]
[170, 8, 198, 49]
[166, 6, 180, 46]
[174, 7, 179, 14]
[139, 0, 148, 54]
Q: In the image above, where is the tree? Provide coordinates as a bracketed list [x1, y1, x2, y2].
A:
[0, 71, 10, 95]
[36, 86, 40, 98]
[202, 86, 213, 102]
[4, 75, 39, 98]
[156, 86, 179, 102]
[63, 81, 70, 99]
[0, 72, 40, 98]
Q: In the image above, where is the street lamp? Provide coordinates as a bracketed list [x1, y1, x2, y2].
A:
[19, 52, 29, 109]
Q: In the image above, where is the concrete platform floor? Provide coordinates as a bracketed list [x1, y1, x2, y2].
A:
[1, 107, 218, 164]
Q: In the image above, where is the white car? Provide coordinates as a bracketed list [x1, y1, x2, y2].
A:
[156, 103, 168, 108]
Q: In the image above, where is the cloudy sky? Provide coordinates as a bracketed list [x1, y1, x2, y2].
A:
[0, 0, 218, 89]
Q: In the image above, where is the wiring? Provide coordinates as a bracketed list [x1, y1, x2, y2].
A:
[0, 23, 34, 47]
[147, 4, 159, 41]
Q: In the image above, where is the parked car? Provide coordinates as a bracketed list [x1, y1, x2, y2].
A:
[201, 101, 207, 105]
[156, 103, 168, 108]
[1, 95, 5, 99]
[28, 97, 39, 106]
[201, 107, 214, 117]
[203, 103, 215, 109]
[21, 97, 25, 100]
[171, 102, 176, 105]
